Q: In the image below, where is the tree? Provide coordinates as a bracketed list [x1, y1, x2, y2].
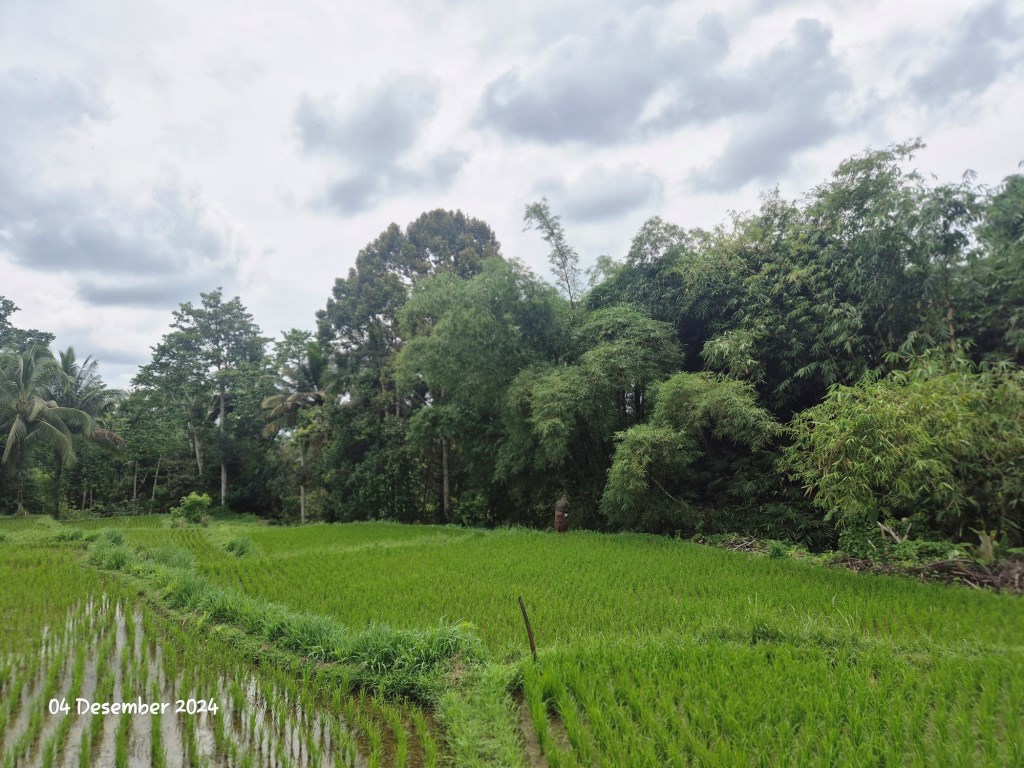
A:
[262, 331, 338, 523]
[44, 347, 124, 517]
[135, 289, 268, 506]
[524, 198, 583, 307]
[963, 174, 1024, 362]
[0, 346, 93, 513]
[317, 210, 499, 416]
[496, 304, 682, 525]
[317, 210, 502, 520]
[0, 297, 54, 354]
[396, 258, 563, 521]
[114, 389, 188, 511]
[601, 372, 782, 533]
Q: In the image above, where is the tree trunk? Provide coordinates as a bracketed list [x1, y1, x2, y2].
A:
[189, 421, 204, 477]
[219, 387, 227, 507]
[442, 438, 452, 522]
[52, 457, 64, 519]
[299, 441, 306, 525]
[132, 460, 139, 501]
[17, 449, 27, 516]
[420, 454, 433, 518]
[152, 456, 161, 502]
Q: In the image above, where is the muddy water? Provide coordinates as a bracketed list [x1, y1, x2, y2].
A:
[1, 599, 434, 768]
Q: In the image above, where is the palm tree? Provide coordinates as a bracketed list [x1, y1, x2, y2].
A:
[44, 347, 125, 516]
[262, 342, 338, 524]
[0, 347, 94, 514]
[47, 347, 124, 416]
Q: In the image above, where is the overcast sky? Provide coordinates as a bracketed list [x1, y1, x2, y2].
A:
[1, 0, 1022, 389]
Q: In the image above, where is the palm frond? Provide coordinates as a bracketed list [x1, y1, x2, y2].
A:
[24, 419, 76, 467]
[2, 416, 27, 464]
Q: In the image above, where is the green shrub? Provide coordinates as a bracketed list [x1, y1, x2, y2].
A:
[837, 519, 890, 560]
[767, 540, 789, 559]
[892, 538, 953, 564]
[169, 492, 212, 525]
[788, 350, 1024, 542]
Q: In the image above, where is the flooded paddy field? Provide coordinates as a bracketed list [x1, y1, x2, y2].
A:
[0, 521, 438, 768]
[1, 597, 438, 768]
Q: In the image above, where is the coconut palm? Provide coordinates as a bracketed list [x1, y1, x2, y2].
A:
[47, 347, 124, 416]
[44, 347, 125, 515]
[0, 346, 94, 514]
[262, 341, 338, 524]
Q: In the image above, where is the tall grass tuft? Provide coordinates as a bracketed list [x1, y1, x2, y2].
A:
[224, 536, 255, 557]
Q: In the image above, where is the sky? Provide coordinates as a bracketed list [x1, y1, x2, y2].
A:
[1, 0, 1022, 389]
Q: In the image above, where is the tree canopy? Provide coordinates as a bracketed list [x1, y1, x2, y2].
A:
[3, 153, 1022, 552]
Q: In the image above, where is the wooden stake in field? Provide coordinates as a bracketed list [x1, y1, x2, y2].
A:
[518, 596, 537, 662]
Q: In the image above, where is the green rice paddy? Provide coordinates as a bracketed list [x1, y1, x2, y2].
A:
[1, 515, 1022, 766]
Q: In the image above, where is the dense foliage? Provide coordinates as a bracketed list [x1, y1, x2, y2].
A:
[2, 144, 1022, 552]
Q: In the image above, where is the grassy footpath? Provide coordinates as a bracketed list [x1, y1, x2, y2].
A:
[4, 515, 1024, 766]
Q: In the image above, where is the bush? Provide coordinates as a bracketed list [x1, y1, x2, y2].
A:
[767, 540, 789, 559]
[601, 373, 783, 532]
[837, 519, 890, 561]
[170, 492, 212, 525]
[838, 518, 955, 565]
[788, 351, 1024, 543]
[892, 538, 954, 563]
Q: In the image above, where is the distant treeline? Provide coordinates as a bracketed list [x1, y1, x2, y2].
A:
[3, 141, 1022, 549]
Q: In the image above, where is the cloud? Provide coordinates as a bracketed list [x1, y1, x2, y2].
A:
[295, 75, 439, 164]
[295, 75, 465, 215]
[476, 11, 852, 189]
[0, 67, 239, 310]
[478, 12, 731, 145]
[0, 68, 108, 143]
[537, 165, 663, 222]
[908, 1, 1024, 109]
[0, 179, 241, 307]
[318, 148, 468, 215]
[689, 19, 853, 191]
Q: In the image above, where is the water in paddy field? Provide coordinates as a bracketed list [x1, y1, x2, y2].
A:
[0, 599, 434, 767]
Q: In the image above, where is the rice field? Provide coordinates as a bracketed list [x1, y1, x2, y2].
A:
[2, 515, 1023, 766]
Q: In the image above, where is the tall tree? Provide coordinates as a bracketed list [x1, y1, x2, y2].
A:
[524, 198, 583, 307]
[0, 298, 54, 354]
[396, 258, 563, 521]
[262, 331, 338, 523]
[317, 210, 500, 520]
[135, 289, 268, 506]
